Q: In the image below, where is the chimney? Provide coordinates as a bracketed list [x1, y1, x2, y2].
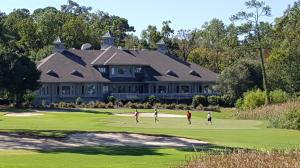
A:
[156, 39, 168, 54]
[101, 31, 115, 50]
[53, 37, 65, 53]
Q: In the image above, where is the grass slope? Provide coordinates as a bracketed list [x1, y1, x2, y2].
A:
[0, 108, 300, 168]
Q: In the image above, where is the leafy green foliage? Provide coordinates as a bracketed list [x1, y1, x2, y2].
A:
[270, 89, 289, 104]
[192, 95, 207, 108]
[147, 95, 157, 106]
[216, 59, 263, 101]
[207, 96, 221, 106]
[107, 96, 117, 104]
[269, 108, 300, 130]
[242, 89, 266, 109]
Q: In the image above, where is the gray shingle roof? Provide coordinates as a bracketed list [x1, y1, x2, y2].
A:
[37, 47, 217, 83]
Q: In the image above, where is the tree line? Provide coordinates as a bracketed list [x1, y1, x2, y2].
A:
[0, 0, 299, 106]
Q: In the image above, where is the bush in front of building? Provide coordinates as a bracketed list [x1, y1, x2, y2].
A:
[207, 96, 222, 106]
[147, 95, 157, 106]
[107, 96, 117, 104]
[192, 95, 207, 108]
[75, 97, 82, 105]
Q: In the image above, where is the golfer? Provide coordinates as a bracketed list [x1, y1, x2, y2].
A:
[154, 108, 159, 123]
[134, 109, 139, 124]
[186, 110, 192, 125]
[207, 111, 212, 125]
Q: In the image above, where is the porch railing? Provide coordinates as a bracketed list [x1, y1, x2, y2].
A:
[110, 92, 215, 100]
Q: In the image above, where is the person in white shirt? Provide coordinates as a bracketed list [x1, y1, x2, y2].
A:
[134, 109, 139, 124]
[207, 111, 212, 125]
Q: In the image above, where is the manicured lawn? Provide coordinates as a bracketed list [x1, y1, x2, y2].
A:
[0, 108, 300, 168]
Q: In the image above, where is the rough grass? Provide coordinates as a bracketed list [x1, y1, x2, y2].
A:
[179, 150, 300, 168]
[235, 101, 300, 120]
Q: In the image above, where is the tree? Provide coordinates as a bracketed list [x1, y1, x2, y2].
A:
[61, 0, 92, 16]
[216, 59, 263, 101]
[0, 46, 41, 106]
[174, 29, 196, 61]
[141, 25, 161, 49]
[231, 0, 271, 104]
[267, 1, 300, 93]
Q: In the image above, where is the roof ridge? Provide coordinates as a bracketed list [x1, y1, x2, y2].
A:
[103, 52, 118, 65]
[91, 46, 112, 64]
[37, 53, 56, 69]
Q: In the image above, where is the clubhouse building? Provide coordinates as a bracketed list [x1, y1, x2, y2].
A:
[35, 32, 217, 104]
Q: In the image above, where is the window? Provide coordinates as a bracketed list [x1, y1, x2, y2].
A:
[135, 67, 142, 73]
[111, 68, 116, 75]
[86, 84, 96, 95]
[198, 85, 202, 93]
[180, 85, 190, 93]
[103, 85, 109, 94]
[57, 86, 60, 95]
[158, 86, 166, 93]
[111, 66, 134, 77]
[40, 85, 49, 96]
[81, 86, 84, 95]
[98, 67, 106, 73]
[117, 67, 125, 74]
[61, 86, 71, 95]
[203, 85, 212, 94]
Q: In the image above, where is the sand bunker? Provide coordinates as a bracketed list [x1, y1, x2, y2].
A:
[115, 113, 185, 118]
[0, 132, 207, 150]
[4, 113, 44, 117]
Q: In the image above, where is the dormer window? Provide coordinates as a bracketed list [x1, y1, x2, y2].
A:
[98, 67, 106, 73]
[71, 70, 83, 78]
[135, 67, 142, 73]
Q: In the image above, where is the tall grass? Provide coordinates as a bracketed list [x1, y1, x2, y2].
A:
[179, 150, 300, 168]
[235, 101, 300, 120]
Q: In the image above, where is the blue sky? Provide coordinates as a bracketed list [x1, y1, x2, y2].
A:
[1, 0, 296, 36]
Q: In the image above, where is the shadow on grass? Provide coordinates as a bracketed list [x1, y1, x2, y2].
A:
[38, 146, 167, 156]
[177, 144, 245, 155]
[0, 107, 113, 115]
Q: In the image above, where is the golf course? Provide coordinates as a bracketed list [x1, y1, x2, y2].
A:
[0, 108, 300, 168]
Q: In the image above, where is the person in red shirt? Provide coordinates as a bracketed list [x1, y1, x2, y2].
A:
[186, 110, 191, 125]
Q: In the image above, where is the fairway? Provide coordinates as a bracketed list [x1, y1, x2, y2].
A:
[0, 108, 300, 168]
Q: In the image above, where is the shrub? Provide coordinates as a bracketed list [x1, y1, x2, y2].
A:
[179, 150, 300, 168]
[242, 89, 266, 109]
[269, 108, 300, 130]
[125, 101, 137, 109]
[270, 89, 288, 104]
[207, 96, 221, 106]
[107, 96, 117, 104]
[192, 95, 207, 108]
[143, 102, 152, 109]
[220, 95, 234, 107]
[23, 92, 36, 107]
[154, 102, 162, 109]
[75, 97, 82, 105]
[235, 98, 244, 109]
[176, 104, 186, 110]
[164, 103, 176, 109]
[235, 101, 300, 120]
[41, 99, 47, 108]
[116, 100, 123, 108]
[204, 105, 220, 112]
[136, 103, 143, 109]
[106, 102, 114, 109]
[147, 95, 157, 105]
[196, 104, 204, 111]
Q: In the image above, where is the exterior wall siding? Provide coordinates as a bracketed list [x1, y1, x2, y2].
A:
[34, 81, 216, 105]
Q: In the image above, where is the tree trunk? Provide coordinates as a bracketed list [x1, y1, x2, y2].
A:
[14, 93, 23, 108]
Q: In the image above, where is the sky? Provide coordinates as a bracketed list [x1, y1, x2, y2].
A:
[0, 0, 296, 36]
